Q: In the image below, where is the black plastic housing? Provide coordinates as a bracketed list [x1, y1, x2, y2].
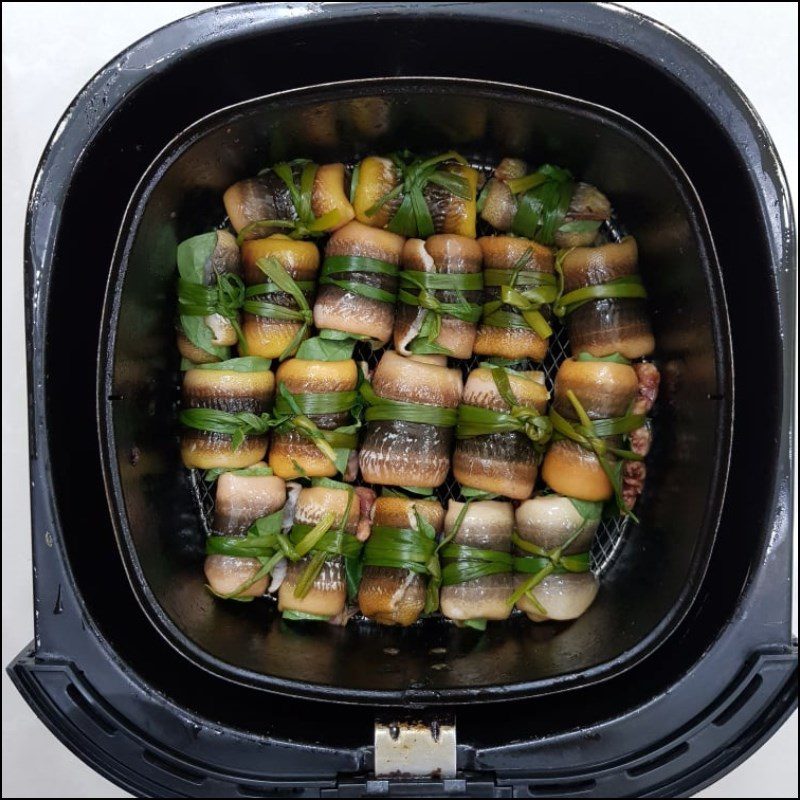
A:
[10, 3, 796, 797]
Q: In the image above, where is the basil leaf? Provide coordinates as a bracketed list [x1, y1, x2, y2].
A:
[177, 232, 216, 285]
[333, 447, 352, 476]
[380, 486, 435, 498]
[295, 335, 357, 362]
[308, 476, 350, 492]
[195, 356, 273, 372]
[557, 219, 602, 234]
[568, 498, 603, 521]
[345, 555, 363, 601]
[179, 314, 229, 360]
[460, 487, 499, 500]
[204, 465, 274, 484]
[282, 610, 331, 622]
[574, 351, 632, 365]
[461, 618, 487, 631]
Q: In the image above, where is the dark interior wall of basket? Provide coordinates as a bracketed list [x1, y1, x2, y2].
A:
[38, 12, 777, 740]
[104, 82, 723, 698]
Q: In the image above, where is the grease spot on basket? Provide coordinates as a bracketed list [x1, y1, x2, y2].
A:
[383, 647, 400, 656]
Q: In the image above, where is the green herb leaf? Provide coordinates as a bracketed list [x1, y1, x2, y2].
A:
[557, 219, 602, 235]
[282, 610, 331, 622]
[568, 498, 604, 521]
[461, 618, 487, 631]
[456, 404, 552, 448]
[366, 151, 472, 237]
[510, 165, 574, 245]
[195, 356, 272, 372]
[553, 274, 647, 318]
[380, 486, 436, 498]
[319, 254, 399, 305]
[574, 351, 632, 365]
[179, 315, 230, 360]
[459, 487, 500, 500]
[549, 391, 645, 517]
[345, 555, 363, 601]
[179, 408, 271, 450]
[204, 464, 274, 484]
[295, 335, 358, 362]
[360, 381, 457, 428]
[176, 232, 217, 285]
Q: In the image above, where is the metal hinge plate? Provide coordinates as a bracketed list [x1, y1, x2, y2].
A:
[374, 719, 457, 778]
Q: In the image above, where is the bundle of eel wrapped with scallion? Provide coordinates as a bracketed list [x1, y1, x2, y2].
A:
[473, 235, 558, 362]
[176, 230, 242, 364]
[511, 495, 600, 622]
[394, 235, 483, 358]
[240, 235, 319, 360]
[224, 160, 354, 242]
[554, 236, 654, 360]
[268, 336, 361, 480]
[313, 221, 405, 346]
[479, 158, 611, 247]
[439, 500, 515, 630]
[358, 495, 445, 626]
[454, 364, 550, 500]
[179, 357, 274, 469]
[542, 355, 643, 512]
[203, 465, 286, 599]
[359, 351, 463, 489]
[278, 479, 371, 622]
[352, 152, 479, 238]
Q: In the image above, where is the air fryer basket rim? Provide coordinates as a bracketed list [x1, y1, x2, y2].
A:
[99, 75, 732, 704]
[14, 3, 795, 796]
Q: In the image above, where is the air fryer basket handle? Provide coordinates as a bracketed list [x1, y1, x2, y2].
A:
[8, 642, 796, 798]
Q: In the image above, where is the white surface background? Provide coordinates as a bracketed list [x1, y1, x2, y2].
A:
[2, 2, 797, 798]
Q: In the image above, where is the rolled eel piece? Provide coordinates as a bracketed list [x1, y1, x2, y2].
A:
[204, 464, 286, 598]
[269, 356, 359, 479]
[478, 158, 611, 247]
[515, 494, 601, 555]
[278, 482, 362, 620]
[313, 221, 405, 345]
[557, 236, 654, 359]
[358, 496, 445, 626]
[542, 357, 639, 503]
[240, 235, 319, 359]
[439, 500, 514, 625]
[223, 161, 354, 240]
[513, 493, 599, 621]
[176, 230, 242, 364]
[394, 235, 483, 359]
[517, 573, 599, 623]
[179, 357, 274, 469]
[454, 366, 549, 500]
[359, 351, 463, 488]
[352, 153, 479, 238]
[474, 235, 557, 362]
[550, 357, 638, 421]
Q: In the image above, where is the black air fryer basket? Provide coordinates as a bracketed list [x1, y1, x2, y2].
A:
[10, 3, 796, 797]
